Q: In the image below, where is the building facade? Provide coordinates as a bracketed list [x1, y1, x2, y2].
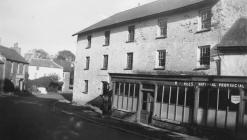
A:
[0, 45, 29, 92]
[73, 0, 247, 132]
[28, 58, 63, 81]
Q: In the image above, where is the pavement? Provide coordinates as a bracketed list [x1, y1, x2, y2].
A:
[0, 93, 238, 140]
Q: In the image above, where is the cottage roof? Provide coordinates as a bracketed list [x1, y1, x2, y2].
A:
[73, 0, 211, 36]
[54, 59, 72, 72]
[29, 58, 63, 69]
[0, 45, 28, 64]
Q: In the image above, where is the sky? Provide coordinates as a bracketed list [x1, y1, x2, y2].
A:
[0, 0, 156, 56]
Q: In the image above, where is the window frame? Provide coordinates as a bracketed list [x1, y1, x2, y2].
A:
[84, 56, 90, 70]
[125, 52, 133, 70]
[156, 17, 167, 39]
[102, 55, 108, 70]
[86, 35, 92, 49]
[84, 80, 88, 94]
[127, 25, 135, 43]
[103, 31, 110, 46]
[198, 8, 212, 32]
[154, 50, 166, 70]
[199, 45, 210, 67]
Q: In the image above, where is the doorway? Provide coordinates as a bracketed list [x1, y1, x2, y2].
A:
[141, 91, 154, 124]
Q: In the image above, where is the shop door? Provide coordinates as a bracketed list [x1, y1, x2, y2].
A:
[141, 91, 154, 124]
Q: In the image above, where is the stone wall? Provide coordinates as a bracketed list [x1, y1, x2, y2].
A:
[73, 0, 247, 104]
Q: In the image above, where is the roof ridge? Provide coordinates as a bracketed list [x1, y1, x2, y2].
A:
[73, 0, 208, 36]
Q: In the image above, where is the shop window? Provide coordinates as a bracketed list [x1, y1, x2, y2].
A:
[157, 85, 163, 103]
[115, 82, 119, 95]
[170, 86, 178, 104]
[199, 87, 208, 109]
[129, 84, 134, 97]
[124, 84, 130, 96]
[178, 87, 185, 106]
[218, 88, 228, 110]
[120, 83, 124, 96]
[208, 88, 218, 109]
[163, 86, 170, 103]
[134, 84, 139, 98]
[186, 87, 194, 107]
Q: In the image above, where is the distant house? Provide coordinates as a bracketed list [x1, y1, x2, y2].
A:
[0, 45, 29, 92]
[54, 59, 74, 92]
[28, 58, 63, 81]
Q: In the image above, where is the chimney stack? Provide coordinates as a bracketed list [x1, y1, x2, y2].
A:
[11, 42, 21, 55]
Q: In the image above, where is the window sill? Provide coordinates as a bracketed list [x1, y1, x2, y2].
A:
[154, 68, 165, 70]
[82, 91, 88, 94]
[103, 44, 109, 47]
[195, 29, 211, 34]
[85, 46, 91, 49]
[124, 68, 132, 70]
[84, 68, 89, 70]
[101, 68, 108, 70]
[193, 65, 210, 70]
[155, 36, 166, 40]
[126, 40, 134, 43]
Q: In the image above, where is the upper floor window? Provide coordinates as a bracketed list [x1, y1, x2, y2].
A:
[85, 56, 90, 70]
[155, 50, 166, 69]
[127, 25, 135, 42]
[199, 45, 210, 66]
[157, 18, 167, 38]
[86, 35, 91, 49]
[199, 9, 211, 31]
[104, 31, 110, 46]
[125, 52, 133, 70]
[102, 55, 108, 70]
[84, 80, 88, 94]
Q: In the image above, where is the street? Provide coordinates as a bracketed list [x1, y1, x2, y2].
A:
[0, 96, 153, 140]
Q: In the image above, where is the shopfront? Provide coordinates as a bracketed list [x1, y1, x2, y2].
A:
[110, 73, 247, 131]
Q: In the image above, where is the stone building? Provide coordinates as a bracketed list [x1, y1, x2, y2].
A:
[73, 0, 247, 132]
[0, 45, 29, 92]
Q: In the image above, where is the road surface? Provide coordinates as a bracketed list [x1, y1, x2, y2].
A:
[0, 96, 153, 140]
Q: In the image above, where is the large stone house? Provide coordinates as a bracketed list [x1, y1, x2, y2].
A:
[0, 45, 29, 92]
[73, 0, 247, 132]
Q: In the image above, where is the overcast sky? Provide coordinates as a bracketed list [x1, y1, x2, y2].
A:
[0, 0, 156, 55]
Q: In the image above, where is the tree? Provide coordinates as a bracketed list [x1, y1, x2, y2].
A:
[56, 50, 75, 62]
[34, 49, 50, 59]
[25, 49, 50, 60]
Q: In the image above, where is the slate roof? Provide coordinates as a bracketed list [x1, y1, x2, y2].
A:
[217, 17, 247, 47]
[212, 17, 247, 56]
[29, 58, 63, 69]
[54, 59, 72, 72]
[0, 45, 28, 64]
[73, 0, 211, 36]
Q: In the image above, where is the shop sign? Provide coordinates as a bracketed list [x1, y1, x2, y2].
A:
[231, 96, 241, 104]
[175, 81, 246, 88]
